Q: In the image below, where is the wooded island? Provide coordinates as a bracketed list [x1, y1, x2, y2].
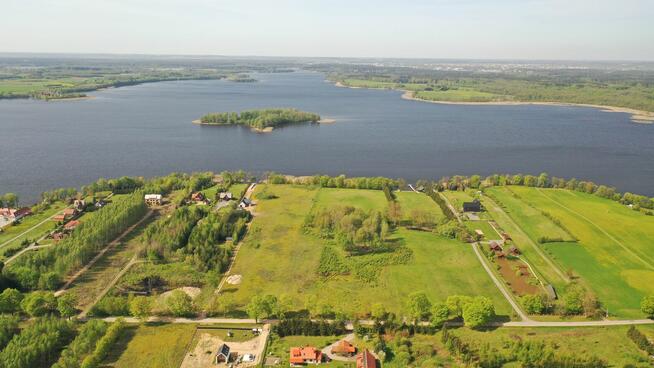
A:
[197, 108, 321, 131]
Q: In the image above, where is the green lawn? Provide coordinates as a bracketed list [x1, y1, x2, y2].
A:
[102, 323, 196, 368]
[314, 187, 388, 212]
[395, 191, 445, 224]
[464, 220, 500, 240]
[508, 186, 654, 317]
[441, 190, 475, 212]
[223, 185, 511, 318]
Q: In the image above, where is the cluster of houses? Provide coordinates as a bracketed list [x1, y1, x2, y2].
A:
[288, 341, 377, 368]
[0, 207, 32, 225]
[488, 241, 521, 258]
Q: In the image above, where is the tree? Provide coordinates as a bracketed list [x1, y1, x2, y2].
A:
[167, 290, 193, 317]
[247, 295, 267, 323]
[430, 302, 450, 327]
[371, 303, 387, 322]
[21, 291, 57, 317]
[386, 201, 402, 226]
[129, 296, 153, 321]
[406, 292, 432, 322]
[462, 297, 495, 328]
[57, 293, 77, 319]
[446, 295, 473, 318]
[521, 294, 546, 315]
[641, 295, 654, 318]
[2, 193, 19, 208]
[0, 288, 23, 313]
[562, 284, 584, 315]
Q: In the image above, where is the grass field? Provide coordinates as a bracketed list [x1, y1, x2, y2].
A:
[314, 187, 388, 212]
[485, 187, 575, 242]
[507, 186, 654, 317]
[464, 220, 499, 240]
[414, 89, 506, 102]
[223, 184, 512, 318]
[102, 323, 196, 368]
[450, 325, 654, 367]
[395, 191, 445, 224]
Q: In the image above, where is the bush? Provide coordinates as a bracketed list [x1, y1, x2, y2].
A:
[20, 291, 57, 316]
[0, 289, 23, 313]
[167, 290, 194, 317]
[91, 296, 130, 316]
[641, 295, 654, 318]
[521, 294, 547, 315]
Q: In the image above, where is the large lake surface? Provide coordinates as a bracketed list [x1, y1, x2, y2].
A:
[2, 71, 653, 203]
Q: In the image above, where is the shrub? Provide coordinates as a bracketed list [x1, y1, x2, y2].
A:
[167, 290, 194, 317]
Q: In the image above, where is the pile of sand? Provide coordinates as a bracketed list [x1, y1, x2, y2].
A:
[226, 274, 242, 285]
[159, 286, 201, 301]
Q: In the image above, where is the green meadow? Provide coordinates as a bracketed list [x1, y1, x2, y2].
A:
[508, 186, 654, 317]
[223, 184, 511, 317]
[395, 191, 446, 224]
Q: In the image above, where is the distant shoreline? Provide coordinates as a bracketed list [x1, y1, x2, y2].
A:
[334, 81, 653, 124]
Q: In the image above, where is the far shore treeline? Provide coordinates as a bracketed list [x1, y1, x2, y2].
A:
[198, 108, 320, 129]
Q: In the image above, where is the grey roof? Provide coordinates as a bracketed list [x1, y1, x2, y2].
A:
[217, 343, 230, 357]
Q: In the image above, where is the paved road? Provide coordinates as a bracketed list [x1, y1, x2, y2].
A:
[55, 210, 153, 297]
[92, 315, 654, 328]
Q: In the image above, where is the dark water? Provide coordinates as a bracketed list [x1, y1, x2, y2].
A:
[2, 71, 653, 203]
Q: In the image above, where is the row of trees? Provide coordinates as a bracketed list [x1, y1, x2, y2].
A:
[306, 206, 391, 253]
[520, 283, 600, 317]
[52, 320, 108, 368]
[267, 173, 400, 191]
[7, 191, 148, 290]
[200, 108, 320, 129]
[0, 288, 77, 318]
[142, 206, 208, 260]
[404, 292, 495, 329]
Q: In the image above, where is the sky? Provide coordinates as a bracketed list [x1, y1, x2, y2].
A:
[2, 0, 654, 60]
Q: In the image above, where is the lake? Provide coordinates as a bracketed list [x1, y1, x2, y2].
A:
[1, 71, 653, 203]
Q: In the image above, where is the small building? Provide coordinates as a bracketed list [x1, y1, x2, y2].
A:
[219, 192, 233, 201]
[94, 199, 107, 208]
[144, 194, 162, 206]
[508, 246, 521, 256]
[53, 213, 67, 222]
[290, 346, 323, 366]
[215, 343, 231, 364]
[52, 232, 66, 242]
[14, 207, 32, 220]
[239, 198, 252, 208]
[1, 207, 32, 221]
[73, 199, 86, 211]
[475, 229, 484, 237]
[545, 284, 558, 300]
[53, 208, 77, 223]
[331, 340, 356, 357]
[462, 199, 481, 212]
[63, 220, 81, 232]
[501, 232, 512, 241]
[356, 349, 377, 368]
[488, 242, 502, 252]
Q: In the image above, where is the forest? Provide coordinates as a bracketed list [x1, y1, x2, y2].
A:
[199, 108, 320, 129]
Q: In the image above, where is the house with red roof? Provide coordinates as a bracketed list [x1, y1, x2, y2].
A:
[64, 220, 81, 232]
[356, 349, 377, 368]
[331, 340, 356, 357]
[290, 346, 323, 366]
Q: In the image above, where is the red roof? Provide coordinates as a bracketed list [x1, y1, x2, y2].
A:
[356, 349, 377, 368]
[63, 208, 77, 216]
[289, 346, 323, 365]
[64, 220, 81, 230]
[14, 207, 32, 217]
[191, 192, 205, 201]
[332, 340, 356, 354]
